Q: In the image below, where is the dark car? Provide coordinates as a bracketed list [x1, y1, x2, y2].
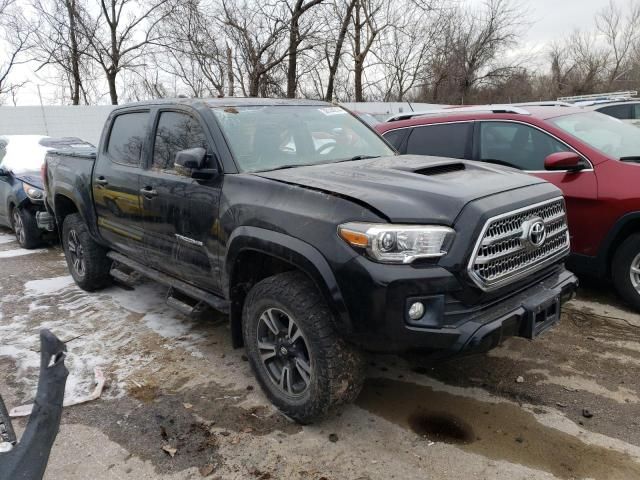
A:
[44, 98, 577, 422]
[0, 136, 93, 248]
[376, 104, 640, 310]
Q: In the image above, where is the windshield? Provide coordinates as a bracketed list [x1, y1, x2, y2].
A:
[211, 105, 395, 172]
[549, 111, 640, 159]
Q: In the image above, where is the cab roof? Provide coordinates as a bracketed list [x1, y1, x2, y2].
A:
[113, 97, 330, 110]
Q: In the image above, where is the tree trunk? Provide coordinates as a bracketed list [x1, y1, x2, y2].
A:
[353, 1, 364, 102]
[107, 72, 118, 104]
[226, 45, 234, 97]
[65, 0, 81, 105]
[286, 15, 299, 98]
[325, 0, 356, 102]
[249, 71, 260, 97]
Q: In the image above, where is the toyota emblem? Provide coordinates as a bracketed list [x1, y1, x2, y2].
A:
[521, 217, 546, 249]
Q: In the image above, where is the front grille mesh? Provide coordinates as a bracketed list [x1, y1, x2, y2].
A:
[469, 198, 570, 290]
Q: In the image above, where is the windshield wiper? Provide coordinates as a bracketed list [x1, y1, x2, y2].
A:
[259, 163, 317, 172]
[345, 155, 381, 161]
[620, 156, 640, 163]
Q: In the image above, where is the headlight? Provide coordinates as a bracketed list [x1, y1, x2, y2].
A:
[22, 183, 43, 200]
[338, 222, 455, 264]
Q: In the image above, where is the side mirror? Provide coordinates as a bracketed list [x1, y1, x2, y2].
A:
[544, 152, 585, 172]
[175, 147, 206, 170]
[0, 167, 8, 176]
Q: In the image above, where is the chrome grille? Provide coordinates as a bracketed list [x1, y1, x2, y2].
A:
[468, 198, 570, 290]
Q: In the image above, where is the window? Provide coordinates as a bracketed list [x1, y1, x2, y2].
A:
[550, 111, 640, 159]
[632, 103, 640, 120]
[107, 112, 149, 166]
[153, 111, 208, 173]
[597, 104, 632, 120]
[382, 129, 407, 151]
[479, 122, 571, 171]
[405, 123, 470, 159]
[211, 105, 394, 172]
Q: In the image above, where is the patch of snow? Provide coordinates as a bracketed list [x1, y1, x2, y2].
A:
[24, 275, 75, 295]
[144, 311, 192, 338]
[0, 135, 51, 174]
[0, 248, 45, 259]
[0, 233, 15, 244]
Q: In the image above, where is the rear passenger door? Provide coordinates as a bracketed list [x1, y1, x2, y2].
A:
[93, 110, 150, 256]
[140, 108, 222, 292]
[386, 122, 473, 158]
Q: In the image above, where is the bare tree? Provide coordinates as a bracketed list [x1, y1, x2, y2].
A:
[373, 0, 444, 101]
[597, 0, 640, 89]
[321, 0, 357, 101]
[350, 0, 390, 101]
[0, 0, 33, 101]
[30, 0, 93, 104]
[221, 0, 290, 97]
[285, 0, 325, 98]
[157, 0, 227, 98]
[78, 0, 175, 104]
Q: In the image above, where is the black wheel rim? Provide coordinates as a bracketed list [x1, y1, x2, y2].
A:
[67, 229, 86, 277]
[12, 210, 24, 245]
[256, 308, 312, 397]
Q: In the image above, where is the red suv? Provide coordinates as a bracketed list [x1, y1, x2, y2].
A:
[375, 105, 640, 310]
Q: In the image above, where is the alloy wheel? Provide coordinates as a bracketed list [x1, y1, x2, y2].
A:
[630, 252, 640, 295]
[67, 229, 86, 277]
[12, 209, 24, 245]
[256, 308, 312, 397]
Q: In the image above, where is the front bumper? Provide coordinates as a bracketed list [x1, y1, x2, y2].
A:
[336, 258, 578, 355]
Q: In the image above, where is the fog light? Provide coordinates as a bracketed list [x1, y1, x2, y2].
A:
[408, 302, 425, 320]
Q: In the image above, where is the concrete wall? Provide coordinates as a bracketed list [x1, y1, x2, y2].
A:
[0, 106, 116, 145]
[0, 102, 446, 145]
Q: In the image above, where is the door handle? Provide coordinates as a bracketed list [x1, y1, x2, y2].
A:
[95, 176, 108, 186]
[140, 186, 158, 198]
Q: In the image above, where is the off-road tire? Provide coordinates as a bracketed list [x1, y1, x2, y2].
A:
[612, 233, 640, 312]
[11, 206, 41, 249]
[242, 271, 365, 423]
[62, 213, 112, 291]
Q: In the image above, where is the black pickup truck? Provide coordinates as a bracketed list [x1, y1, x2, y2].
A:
[44, 98, 578, 422]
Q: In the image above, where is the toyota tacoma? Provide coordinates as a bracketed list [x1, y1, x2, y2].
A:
[43, 98, 577, 422]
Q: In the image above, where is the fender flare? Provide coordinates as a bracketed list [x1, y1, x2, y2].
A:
[594, 211, 640, 276]
[224, 226, 352, 346]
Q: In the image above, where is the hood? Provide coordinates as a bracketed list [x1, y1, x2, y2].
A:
[254, 155, 548, 224]
[15, 171, 44, 190]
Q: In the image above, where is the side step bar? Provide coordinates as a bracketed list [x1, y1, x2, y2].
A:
[166, 288, 207, 317]
[109, 264, 143, 287]
[107, 251, 229, 314]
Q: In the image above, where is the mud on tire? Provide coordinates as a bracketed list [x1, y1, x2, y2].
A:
[62, 213, 112, 291]
[242, 271, 365, 423]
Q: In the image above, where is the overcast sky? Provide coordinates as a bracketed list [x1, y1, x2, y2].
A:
[5, 0, 610, 106]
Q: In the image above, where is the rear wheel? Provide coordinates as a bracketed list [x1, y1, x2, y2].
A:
[612, 233, 640, 311]
[11, 206, 41, 249]
[242, 271, 365, 423]
[62, 213, 112, 291]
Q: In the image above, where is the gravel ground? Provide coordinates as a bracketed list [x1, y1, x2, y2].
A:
[1, 225, 639, 480]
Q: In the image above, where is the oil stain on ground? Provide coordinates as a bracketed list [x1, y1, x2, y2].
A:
[357, 378, 640, 480]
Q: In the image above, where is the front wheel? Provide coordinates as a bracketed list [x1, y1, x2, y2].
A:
[11, 206, 41, 249]
[242, 271, 365, 423]
[62, 213, 112, 291]
[612, 233, 640, 311]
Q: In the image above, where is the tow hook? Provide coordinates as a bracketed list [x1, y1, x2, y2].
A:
[0, 329, 68, 480]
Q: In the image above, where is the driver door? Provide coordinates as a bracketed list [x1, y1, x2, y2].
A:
[140, 108, 222, 292]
